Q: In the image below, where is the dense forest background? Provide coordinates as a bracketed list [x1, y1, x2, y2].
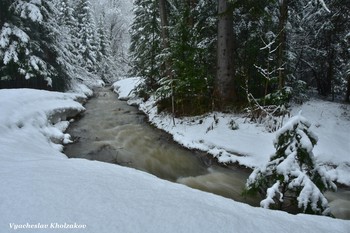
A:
[0, 0, 131, 91]
[130, 0, 350, 116]
[1, 0, 349, 115]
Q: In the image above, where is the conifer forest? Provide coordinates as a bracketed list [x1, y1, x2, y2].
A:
[1, 0, 349, 114]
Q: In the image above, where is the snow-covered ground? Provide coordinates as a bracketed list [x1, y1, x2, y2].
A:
[1, 86, 349, 233]
[113, 77, 350, 186]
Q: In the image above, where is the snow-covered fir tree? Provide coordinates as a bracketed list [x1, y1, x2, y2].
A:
[0, 0, 66, 90]
[58, 0, 76, 31]
[75, 0, 98, 73]
[53, 0, 101, 90]
[57, 0, 81, 59]
[91, 0, 132, 78]
[96, 14, 110, 63]
[246, 112, 336, 215]
[95, 13, 114, 83]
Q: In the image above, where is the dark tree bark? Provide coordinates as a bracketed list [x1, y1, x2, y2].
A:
[346, 75, 350, 102]
[277, 0, 288, 90]
[187, 0, 197, 26]
[215, 0, 236, 109]
[158, 0, 175, 119]
[159, 0, 169, 52]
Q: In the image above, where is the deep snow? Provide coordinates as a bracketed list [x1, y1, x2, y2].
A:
[0, 86, 349, 233]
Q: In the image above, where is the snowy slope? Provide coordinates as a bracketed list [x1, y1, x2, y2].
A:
[113, 78, 350, 186]
[2, 156, 350, 233]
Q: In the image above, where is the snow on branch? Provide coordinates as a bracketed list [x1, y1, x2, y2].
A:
[260, 181, 283, 209]
[317, 0, 331, 13]
[15, 0, 43, 22]
[0, 24, 30, 65]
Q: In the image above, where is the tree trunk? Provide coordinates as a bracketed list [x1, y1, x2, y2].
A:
[187, 0, 197, 26]
[346, 75, 350, 102]
[158, 0, 175, 120]
[159, 0, 169, 52]
[277, 0, 288, 90]
[325, 34, 335, 98]
[215, 0, 235, 109]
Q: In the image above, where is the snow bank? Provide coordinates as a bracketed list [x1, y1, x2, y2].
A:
[112, 77, 141, 100]
[113, 78, 350, 186]
[0, 89, 85, 162]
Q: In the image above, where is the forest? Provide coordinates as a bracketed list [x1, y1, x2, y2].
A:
[0, 0, 130, 90]
[1, 0, 349, 117]
[130, 0, 350, 116]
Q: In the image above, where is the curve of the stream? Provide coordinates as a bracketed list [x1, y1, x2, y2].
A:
[64, 87, 350, 219]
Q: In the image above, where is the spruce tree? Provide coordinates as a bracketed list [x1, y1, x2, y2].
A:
[96, 14, 110, 63]
[58, 0, 77, 31]
[0, 0, 66, 90]
[130, 0, 217, 115]
[75, 0, 98, 73]
[96, 13, 114, 83]
[129, 0, 162, 94]
[57, 0, 80, 62]
[246, 113, 336, 215]
[166, 0, 216, 115]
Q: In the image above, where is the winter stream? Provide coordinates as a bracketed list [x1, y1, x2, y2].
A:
[64, 87, 350, 219]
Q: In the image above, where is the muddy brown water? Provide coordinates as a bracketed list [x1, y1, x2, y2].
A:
[64, 87, 350, 219]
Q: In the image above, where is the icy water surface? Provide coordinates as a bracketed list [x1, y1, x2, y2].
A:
[64, 87, 350, 219]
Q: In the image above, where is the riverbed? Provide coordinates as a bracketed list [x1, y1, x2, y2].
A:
[64, 87, 350, 219]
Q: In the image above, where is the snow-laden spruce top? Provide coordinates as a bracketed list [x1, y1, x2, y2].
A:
[247, 112, 336, 215]
[273, 112, 317, 154]
[16, 0, 44, 22]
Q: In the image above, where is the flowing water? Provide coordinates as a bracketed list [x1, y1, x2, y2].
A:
[64, 87, 350, 219]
